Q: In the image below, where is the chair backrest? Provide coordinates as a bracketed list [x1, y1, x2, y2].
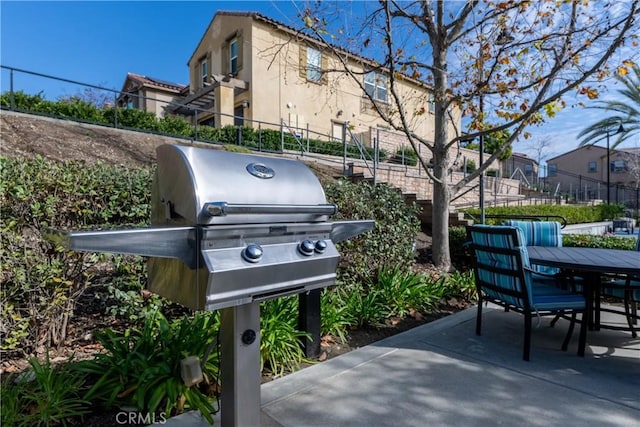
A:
[469, 225, 532, 309]
[502, 220, 563, 247]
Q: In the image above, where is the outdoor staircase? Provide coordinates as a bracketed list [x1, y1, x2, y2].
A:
[340, 158, 550, 228]
[345, 174, 472, 226]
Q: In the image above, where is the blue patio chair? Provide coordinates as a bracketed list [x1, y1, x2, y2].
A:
[469, 225, 587, 361]
[600, 237, 640, 337]
[502, 220, 562, 276]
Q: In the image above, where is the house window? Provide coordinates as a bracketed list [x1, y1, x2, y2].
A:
[611, 159, 627, 173]
[548, 164, 557, 177]
[524, 164, 533, 174]
[364, 71, 388, 103]
[222, 33, 242, 76]
[230, 38, 238, 75]
[201, 60, 208, 87]
[307, 47, 322, 83]
[588, 161, 597, 172]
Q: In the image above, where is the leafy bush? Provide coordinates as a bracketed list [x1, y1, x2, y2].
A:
[1, 353, 91, 426]
[340, 283, 388, 327]
[260, 297, 310, 376]
[325, 179, 420, 285]
[374, 266, 428, 317]
[462, 159, 476, 172]
[463, 204, 625, 225]
[391, 146, 418, 166]
[449, 226, 471, 267]
[563, 234, 637, 250]
[1, 90, 50, 110]
[320, 289, 353, 342]
[0, 156, 153, 352]
[76, 311, 220, 423]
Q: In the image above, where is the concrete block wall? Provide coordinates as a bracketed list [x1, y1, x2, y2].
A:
[349, 163, 523, 209]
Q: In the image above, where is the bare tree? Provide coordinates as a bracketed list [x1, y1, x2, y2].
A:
[528, 138, 552, 169]
[298, 0, 638, 271]
[622, 150, 640, 190]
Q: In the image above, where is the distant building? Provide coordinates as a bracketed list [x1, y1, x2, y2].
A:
[546, 145, 639, 202]
[117, 72, 187, 118]
[502, 152, 538, 187]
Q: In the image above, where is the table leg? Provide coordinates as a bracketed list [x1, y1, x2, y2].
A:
[584, 273, 601, 331]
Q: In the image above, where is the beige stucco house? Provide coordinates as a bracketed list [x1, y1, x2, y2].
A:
[161, 10, 459, 161]
[546, 145, 639, 202]
[117, 73, 186, 118]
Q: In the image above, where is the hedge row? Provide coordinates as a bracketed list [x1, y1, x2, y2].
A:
[463, 204, 624, 225]
[1, 91, 384, 161]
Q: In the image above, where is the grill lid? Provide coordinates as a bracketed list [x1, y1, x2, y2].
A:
[154, 144, 335, 225]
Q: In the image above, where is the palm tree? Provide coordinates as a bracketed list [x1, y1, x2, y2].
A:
[578, 65, 640, 148]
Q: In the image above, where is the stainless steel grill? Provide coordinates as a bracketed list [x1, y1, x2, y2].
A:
[57, 143, 373, 426]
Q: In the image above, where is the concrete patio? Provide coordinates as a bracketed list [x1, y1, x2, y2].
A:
[166, 304, 639, 427]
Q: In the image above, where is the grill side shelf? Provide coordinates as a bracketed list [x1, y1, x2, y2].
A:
[46, 226, 197, 266]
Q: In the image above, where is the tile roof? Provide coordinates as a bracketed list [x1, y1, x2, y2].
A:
[126, 72, 187, 92]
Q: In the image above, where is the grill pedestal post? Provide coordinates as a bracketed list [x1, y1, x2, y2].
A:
[298, 289, 321, 358]
[220, 302, 261, 427]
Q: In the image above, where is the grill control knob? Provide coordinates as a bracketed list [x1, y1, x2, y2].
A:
[298, 240, 315, 256]
[314, 240, 328, 253]
[242, 244, 263, 263]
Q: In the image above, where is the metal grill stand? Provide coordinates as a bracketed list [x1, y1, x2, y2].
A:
[220, 302, 261, 426]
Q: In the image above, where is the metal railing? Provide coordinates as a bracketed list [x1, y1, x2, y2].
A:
[1, 65, 373, 169]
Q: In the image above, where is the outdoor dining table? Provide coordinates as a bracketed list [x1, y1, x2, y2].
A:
[527, 246, 640, 332]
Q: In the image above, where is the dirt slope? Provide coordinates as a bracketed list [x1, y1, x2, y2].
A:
[0, 111, 188, 166]
[0, 111, 343, 185]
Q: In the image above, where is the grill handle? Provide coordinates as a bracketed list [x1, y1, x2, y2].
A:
[203, 202, 338, 217]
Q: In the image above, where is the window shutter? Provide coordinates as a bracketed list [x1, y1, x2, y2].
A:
[299, 45, 307, 79]
[321, 52, 328, 84]
[237, 34, 243, 72]
[222, 43, 229, 75]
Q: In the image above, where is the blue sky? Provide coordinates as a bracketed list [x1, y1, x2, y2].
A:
[1, 1, 638, 166]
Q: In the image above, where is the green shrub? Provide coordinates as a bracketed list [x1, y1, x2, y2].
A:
[324, 179, 420, 285]
[462, 159, 476, 172]
[374, 266, 428, 317]
[54, 96, 106, 123]
[1, 353, 91, 426]
[444, 270, 477, 301]
[159, 115, 195, 137]
[320, 288, 353, 342]
[222, 144, 252, 153]
[260, 297, 309, 376]
[563, 234, 637, 250]
[463, 204, 625, 225]
[391, 146, 418, 166]
[2, 90, 389, 161]
[449, 226, 471, 267]
[76, 311, 220, 423]
[0, 156, 153, 352]
[341, 283, 387, 327]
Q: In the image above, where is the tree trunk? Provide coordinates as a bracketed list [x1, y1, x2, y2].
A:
[430, 36, 452, 272]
